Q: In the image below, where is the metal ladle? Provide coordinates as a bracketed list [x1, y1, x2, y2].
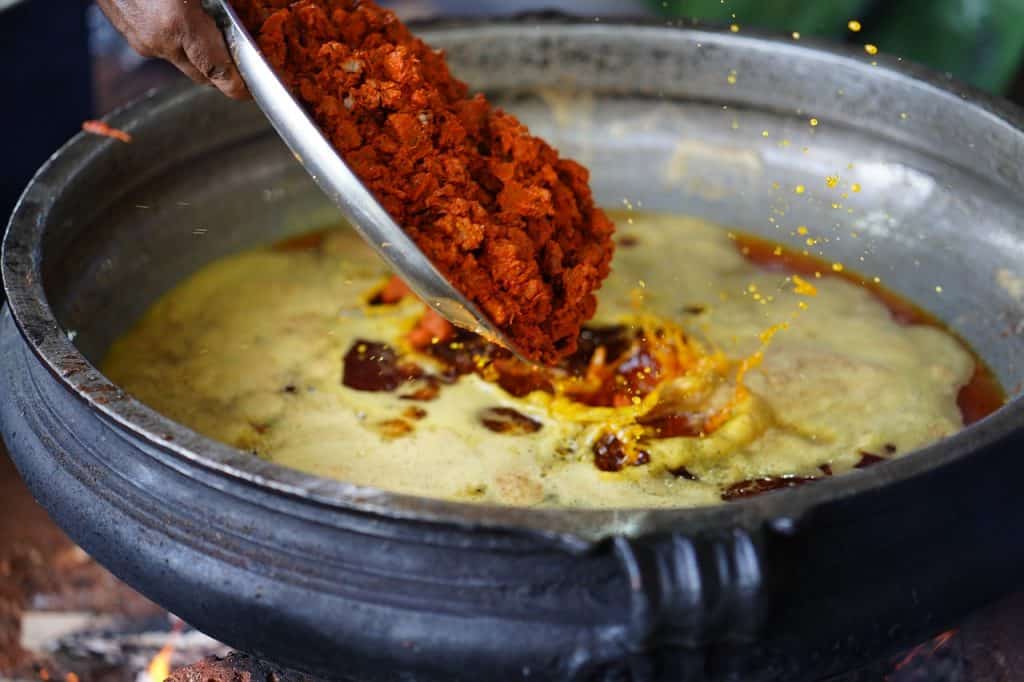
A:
[202, 0, 524, 357]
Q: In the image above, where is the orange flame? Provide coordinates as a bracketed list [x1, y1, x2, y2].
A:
[145, 618, 183, 682]
[145, 643, 173, 682]
[888, 629, 957, 676]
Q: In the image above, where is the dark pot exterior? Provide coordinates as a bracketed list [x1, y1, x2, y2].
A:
[4, 19, 1024, 681]
[6, 308, 1024, 681]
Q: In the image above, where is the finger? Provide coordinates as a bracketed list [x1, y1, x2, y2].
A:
[168, 47, 209, 85]
[182, 5, 250, 100]
[95, 0, 159, 59]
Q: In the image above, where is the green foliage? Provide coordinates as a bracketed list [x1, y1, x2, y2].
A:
[651, 0, 1024, 92]
[866, 0, 1024, 92]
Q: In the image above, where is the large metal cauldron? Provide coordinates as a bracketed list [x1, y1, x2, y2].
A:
[3, 18, 1024, 682]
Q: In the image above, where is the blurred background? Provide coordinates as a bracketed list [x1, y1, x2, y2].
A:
[5, 0, 1024, 217]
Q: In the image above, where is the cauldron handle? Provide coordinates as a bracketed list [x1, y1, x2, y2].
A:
[612, 528, 767, 648]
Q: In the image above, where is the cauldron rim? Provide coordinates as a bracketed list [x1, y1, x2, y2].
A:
[4, 16, 1022, 544]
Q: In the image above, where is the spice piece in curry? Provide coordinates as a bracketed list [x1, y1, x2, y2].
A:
[233, 0, 615, 364]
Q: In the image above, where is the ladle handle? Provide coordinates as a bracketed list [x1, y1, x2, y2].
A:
[200, 0, 230, 29]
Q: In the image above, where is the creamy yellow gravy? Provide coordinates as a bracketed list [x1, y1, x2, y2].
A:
[104, 213, 974, 508]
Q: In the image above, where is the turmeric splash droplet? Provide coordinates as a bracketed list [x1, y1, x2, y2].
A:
[792, 275, 818, 296]
[848, 19, 862, 32]
[865, 44, 879, 55]
[759, 322, 789, 344]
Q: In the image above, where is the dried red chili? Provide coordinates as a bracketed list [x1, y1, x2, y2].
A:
[234, 0, 615, 364]
[82, 120, 132, 143]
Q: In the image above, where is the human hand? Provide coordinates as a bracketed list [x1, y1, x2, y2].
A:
[96, 0, 249, 99]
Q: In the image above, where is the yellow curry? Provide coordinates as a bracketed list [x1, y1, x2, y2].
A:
[104, 212, 998, 508]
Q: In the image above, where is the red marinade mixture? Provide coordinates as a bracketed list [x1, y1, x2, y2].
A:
[234, 0, 615, 364]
